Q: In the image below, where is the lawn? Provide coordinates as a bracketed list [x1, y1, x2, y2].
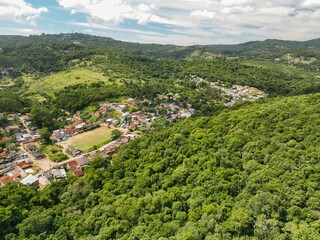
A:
[62, 126, 116, 152]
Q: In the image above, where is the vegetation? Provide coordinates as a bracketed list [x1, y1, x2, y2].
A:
[111, 129, 122, 140]
[1, 93, 320, 239]
[2, 33, 320, 239]
[40, 145, 69, 163]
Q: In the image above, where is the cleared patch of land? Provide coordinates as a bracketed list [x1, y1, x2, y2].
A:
[62, 126, 115, 152]
[23, 68, 107, 98]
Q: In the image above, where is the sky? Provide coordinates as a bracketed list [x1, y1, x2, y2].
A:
[0, 0, 320, 46]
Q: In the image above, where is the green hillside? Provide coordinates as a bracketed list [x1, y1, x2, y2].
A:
[1, 93, 320, 239]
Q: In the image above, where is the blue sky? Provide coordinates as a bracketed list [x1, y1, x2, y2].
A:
[0, 0, 320, 45]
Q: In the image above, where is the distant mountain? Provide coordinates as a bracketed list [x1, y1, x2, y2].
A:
[1, 33, 320, 59]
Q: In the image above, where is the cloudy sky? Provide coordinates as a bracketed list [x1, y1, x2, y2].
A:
[0, 0, 320, 45]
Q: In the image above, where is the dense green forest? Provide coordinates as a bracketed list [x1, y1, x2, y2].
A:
[1, 93, 320, 239]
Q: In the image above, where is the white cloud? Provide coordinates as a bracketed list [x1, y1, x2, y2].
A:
[301, 0, 320, 8]
[58, 0, 320, 44]
[220, 0, 252, 7]
[191, 10, 215, 19]
[0, 0, 48, 25]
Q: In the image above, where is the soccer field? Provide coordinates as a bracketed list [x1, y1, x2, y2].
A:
[63, 126, 115, 152]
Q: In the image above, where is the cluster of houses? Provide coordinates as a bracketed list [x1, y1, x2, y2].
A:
[210, 82, 267, 106]
[0, 114, 40, 162]
[51, 120, 93, 142]
[0, 114, 47, 188]
[0, 146, 111, 188]
[97, 98, 194, 131]
[0, 92, 196, 190]
[98, 132, 139, 154]
[0, 159, 37, 187]
[48, 95, 195, 145]
[190, 75, 268, 106]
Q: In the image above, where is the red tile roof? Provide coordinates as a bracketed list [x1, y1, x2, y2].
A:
[17, 161, 31, 169]
[0, 175, 13, 185]
[0, 151, 7, 158]
[39, 183, 47, 190]
[67, 160, 79, 169]
[11, 125, 20, 130]
[73, 168, 83, 177]
[11, 173, 21, 179]
[0, 137, 9, 142]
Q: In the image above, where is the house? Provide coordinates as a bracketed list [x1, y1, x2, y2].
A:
[51, 168, 67, 179]
[20, 175, 39, 186]
[0, 175, 13, 187]
[38, 176, 50, 189]
[106, 118, 113, 125]
[14, 153, 29, 161]
[119, 137, 130, 144]
[67, 160, 79, 170]
[8, 172, 21, 181]
[118, 105, 127, 111]
[7, 114, 16, 121]
[10, 125, 20, 132]
[25, 144, 38, 152]
[14, 161, 31, 170]
[121, 112, 130, 121]
[112, 119, 120, 126]
[31, 152, 46, 160]
[94, 109, 104, 117]
[73, 168, 83, 177]
[76, 156, 90, 168]
[67, 148, 81, 156]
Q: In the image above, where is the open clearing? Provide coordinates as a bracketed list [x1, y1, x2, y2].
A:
[23, 68, 107, 98]
[61, 126, 115, 152]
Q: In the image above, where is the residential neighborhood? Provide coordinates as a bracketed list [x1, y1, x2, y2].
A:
[190, 75, 268, 106]
[0, 94, 195, 190]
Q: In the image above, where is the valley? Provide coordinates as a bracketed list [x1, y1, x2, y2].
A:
[0, 33, 320, 239]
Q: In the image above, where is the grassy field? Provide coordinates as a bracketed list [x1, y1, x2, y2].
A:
[62, 126, 115, 152]
[23, 68, 108, 98]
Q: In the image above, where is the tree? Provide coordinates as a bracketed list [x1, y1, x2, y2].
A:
[40, 128, 51, 143]
[111, 129, 122, 140]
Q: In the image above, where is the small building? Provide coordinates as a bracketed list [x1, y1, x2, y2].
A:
[67, 148, 81, 156]
[31, 152, 46, 160]
[112, 119, 120, 126]
[76, 156, 90, 168]
[0, 175, 13, 187]
[20, 175, 39, 186]
[51, 168, 67, 179]
[106, 118, 113, 125]
[121, 112, 130, 121]
[73, 168, 83, 177]
[14, 161, 31, 171]
[26, 144, 38, 152]
[67, 160, 79, 170]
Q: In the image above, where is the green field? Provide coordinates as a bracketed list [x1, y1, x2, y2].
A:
[23, 68, 108, 98]
[62, 126, 116, 152]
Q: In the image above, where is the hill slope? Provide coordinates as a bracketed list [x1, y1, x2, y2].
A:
[1, 93, 320, 239]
